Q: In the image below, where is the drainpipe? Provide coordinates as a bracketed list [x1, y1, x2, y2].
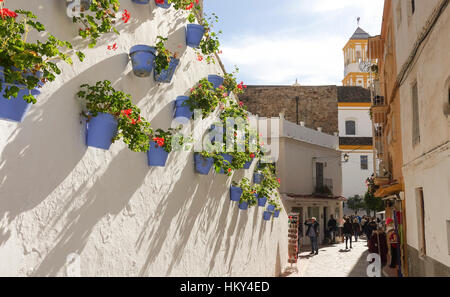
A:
[295, 96, 299, 125]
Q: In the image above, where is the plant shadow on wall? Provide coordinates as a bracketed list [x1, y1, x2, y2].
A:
[32, 147, 149, 276]
[136, 152, 250, 277]
[0, 54, 129, 245]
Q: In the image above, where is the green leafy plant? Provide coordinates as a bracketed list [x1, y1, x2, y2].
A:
[77, 80, 153, 152]
[191, 13, 221, 64]
[223, 66, 247, 95]
[153, 35, 177, 75]
[185, 78, 225, 118]
[152, 127, 188, 153]
[256, 164, 280, 198]
[0, 7, 84, 103]
[235, 177, 258, 207]
[72, 0, 122, 48]
[268, 192, 282, 211]
[169, 0, 200, 13]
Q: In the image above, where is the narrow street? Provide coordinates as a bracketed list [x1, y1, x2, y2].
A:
[283, 238, 371, 277]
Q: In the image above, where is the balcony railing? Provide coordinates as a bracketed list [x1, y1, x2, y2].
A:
[373, 95, 385, 106]
[315, 178, 333, 196]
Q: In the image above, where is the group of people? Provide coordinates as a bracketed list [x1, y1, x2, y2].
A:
[303, 215, 400, 270]
[341, 215, 379, 249]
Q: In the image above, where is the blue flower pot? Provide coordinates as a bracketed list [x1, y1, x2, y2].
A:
[132, 0, 150, 4]
[219, 153, 233, 174]
[154, 0, 170, 8]
[243, 159, 253, 169]
[194, 153, 214, 175]
[273, 210, 280, 218]
[0, 67, 42, 123]
[154, 57, 179, 83]
[210, 124, 225, 142]
[239, 201, 249, 211]
[230, 186, 243, 202]
[147, 141, 169, 167]
[253, 172, 264, 184]
[207, 75, 224, 89]
[267, 204, 276, 212]
[258, 196, 267, 207]
[130, 45, 156, 77]
[263, 211, 272, 221]
[186, 24, 205, 48]
[86, 112, 118, 150]
[173, 96, 192, 124]
[0, 88, 40, 123]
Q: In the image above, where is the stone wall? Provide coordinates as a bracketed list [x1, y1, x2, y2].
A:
[238, 85, 338, 135]
[0, 0, 288, 277]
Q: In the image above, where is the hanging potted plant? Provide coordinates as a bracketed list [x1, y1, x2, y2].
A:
[71, 0, 124, 48]
[184, 78, 225, 119]
[148, 127, 186, 167]
[173, 96, 192, 124]
[0, 6, 84, 122]
[153, 36, 180, 83]
[238, 182, 257, 211]
[273, 207, 281, 218]
[223, 66, 247, 95]
[253, 171, 264, 184]
[207, 74, 223, 89]
[77, 80, 153, 151]
[263, 211, 272, 221]
[129, 45, 156, 78]
[186, 13, 221, 64]
[230, 179, 246, 202]
[194, 152, 214, 175]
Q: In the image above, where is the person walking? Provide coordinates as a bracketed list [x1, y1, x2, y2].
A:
[304, 217, 320, 255]
[327, 215, 337, 243]
[352, 218, 361, 242]
[343, 217, 353, 250]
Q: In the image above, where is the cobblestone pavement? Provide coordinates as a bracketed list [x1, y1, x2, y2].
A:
[283, 238, 371, 277]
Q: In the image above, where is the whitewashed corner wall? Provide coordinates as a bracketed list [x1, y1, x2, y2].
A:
[0, 0, 288, 276]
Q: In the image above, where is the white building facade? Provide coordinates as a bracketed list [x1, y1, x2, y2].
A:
[274, 115, 344, 245]
[0, 0, 289, 277]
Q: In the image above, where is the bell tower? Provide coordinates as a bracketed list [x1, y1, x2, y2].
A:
[342, 19, 372, 88]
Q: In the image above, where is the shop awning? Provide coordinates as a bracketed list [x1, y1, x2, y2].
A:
[374, 182, 403, 198]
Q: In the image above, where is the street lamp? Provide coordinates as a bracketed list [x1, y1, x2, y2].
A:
[343, 154, 350, 162]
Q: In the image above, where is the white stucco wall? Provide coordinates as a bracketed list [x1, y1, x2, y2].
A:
[277, 120, 343, 198]
[395, 0, 450, 267]
[341, 151, 373, 199]
[0, 0, 288, 277]
[338, 107, 372, 137]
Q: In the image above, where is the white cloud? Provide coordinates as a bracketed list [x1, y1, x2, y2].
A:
[218, 0, 385, 85]
[220, 33, 347, 85]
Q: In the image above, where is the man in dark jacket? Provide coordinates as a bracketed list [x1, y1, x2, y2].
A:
[305, 217, 320, 255]
[327, 215, 337, 243]
[343, 217, 353, 249]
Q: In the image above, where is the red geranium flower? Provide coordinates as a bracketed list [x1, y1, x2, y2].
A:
[122, 9, 130, 23]
[250, 153, 255, 158]
[155, 0, 165, 4]
[153, 137, 165, 147]
[107, 43, 118, 51]
[0, 8, 18, 19]
[121, 109, 133, 117]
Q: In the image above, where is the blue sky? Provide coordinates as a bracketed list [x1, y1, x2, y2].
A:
[204, 0, 384, 86]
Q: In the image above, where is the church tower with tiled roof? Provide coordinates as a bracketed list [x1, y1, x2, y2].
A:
[342, 25, 373, 88]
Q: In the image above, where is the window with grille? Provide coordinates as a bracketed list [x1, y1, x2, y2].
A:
[345, 120, 356, 135]
[360, 156, 368, 170]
